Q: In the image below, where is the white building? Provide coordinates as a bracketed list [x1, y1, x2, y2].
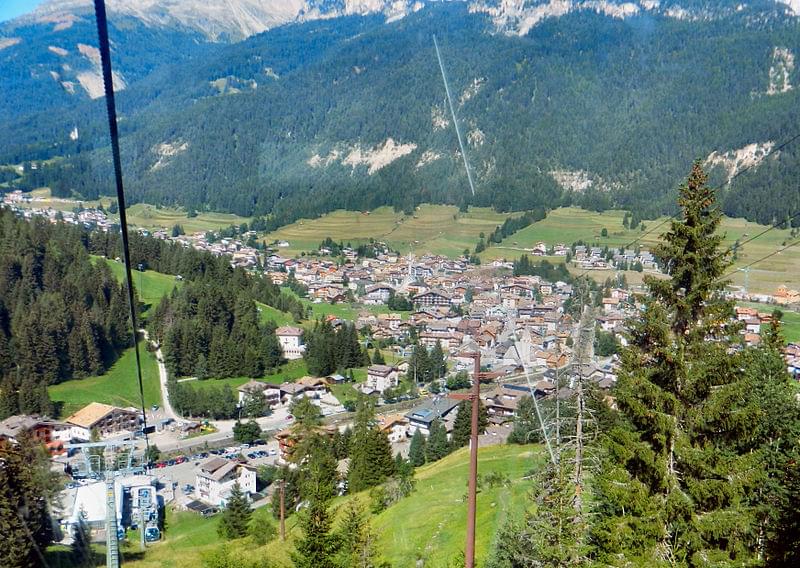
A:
[275, 326, 305, 360]
[365, 365, 399, 394]
[237, 380, 281, 408]
[364, 284, 394, 305]
[195, 457, 257, 506]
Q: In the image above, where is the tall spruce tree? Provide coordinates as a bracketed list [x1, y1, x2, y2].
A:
[450, 400, 488, 449]
[348, 399, 395, 493]
[336, 499, 387, 568]
[218, 482, 252, 540]
[590, 162, 800, 565]
[426, 420, 450, 462]
[409, 429, 427, 467]
[293, 444, 340, 568]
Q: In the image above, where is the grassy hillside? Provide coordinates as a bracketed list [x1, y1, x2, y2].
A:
[48, 340, 161, 417]
[118, 444, 539, 568]
[98, 257, 182, 318]
[374, 444, 539, 566]
[263, 204, 517, 258]
[783, 311, 800, 343]
[125, 203, 251, 234]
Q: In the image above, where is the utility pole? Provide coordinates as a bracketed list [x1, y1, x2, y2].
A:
[280, 479, 286, 541]
[465, 351, 481, 568]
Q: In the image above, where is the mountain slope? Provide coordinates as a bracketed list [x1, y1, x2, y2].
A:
[2, 1, 800, 227]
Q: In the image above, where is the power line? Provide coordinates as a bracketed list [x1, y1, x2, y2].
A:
[433, 35, 476, 196]
[94, 0, 151, 460]
[722, 238, 800, 280]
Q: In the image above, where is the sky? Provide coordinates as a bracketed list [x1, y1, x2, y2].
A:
[0, 0, 44, 22]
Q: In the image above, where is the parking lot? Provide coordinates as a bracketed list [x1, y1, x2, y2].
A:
[149, 439, 282, 505]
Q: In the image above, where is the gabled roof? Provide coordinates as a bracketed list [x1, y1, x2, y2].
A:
[66, 402, 133, 429]
[276, 326, 304, 336]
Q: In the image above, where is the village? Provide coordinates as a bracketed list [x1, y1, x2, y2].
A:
[1, 192, 799, 549]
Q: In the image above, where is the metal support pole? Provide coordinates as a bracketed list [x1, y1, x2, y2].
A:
[139, 508, 146, 551]
[105, 471, 120, 568]
[280, 479, 286, 541]
[465, 352, 480, 568]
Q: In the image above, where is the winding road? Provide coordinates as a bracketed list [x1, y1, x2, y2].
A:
[140, 329, 179, 421]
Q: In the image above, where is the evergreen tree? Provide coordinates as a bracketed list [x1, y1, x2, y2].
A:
[408, 429, 427, 467]
[450, 400, 488, 449]
[218, 482, 252, 540]
[293, 444, 340, 568]
[348, 399, 395, 493]
[0, 376, 19, 419]
[0, 436, 55, 568]
[429, 341, 447, 381]
[426, 420, 450, 462]
[71, 507, 93, 568]
[194, 353, 209, 380]
[409, 343, 430, 383]
[336, 499, 387, 568]
[590, 163, 800, 565]
[507, 396, 540, 445]
[372, 348, 386, 365]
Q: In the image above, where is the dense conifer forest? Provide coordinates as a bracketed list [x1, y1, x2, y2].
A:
[0, 209, 131, 418]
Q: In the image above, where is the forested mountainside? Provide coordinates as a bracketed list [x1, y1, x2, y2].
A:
[0, 208, 132, 417]
[2, 1, 800, 227]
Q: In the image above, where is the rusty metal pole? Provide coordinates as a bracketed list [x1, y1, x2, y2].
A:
[280, 479, 286, 541]
[466, 352, 481, 568]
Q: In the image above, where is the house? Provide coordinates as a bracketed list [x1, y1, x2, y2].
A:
[413, 289, 452, 309]
[405, 397, 461, 436]
[379, 414, 409, 443]
[275, 326, 305, 360]
[65, 403, 140, 441]
[275, 424, 337, 462]
[601, 297, 620, 312]
[295, 376, 330, 398]
[194, 457, 257, 506]
[365, 365, 400, 394]
[237, 380, 281, 408]
[0, 414, 71, 454]
[364, 284, 394, 305]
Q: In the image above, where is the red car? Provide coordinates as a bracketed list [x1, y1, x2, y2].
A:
[175, 456, 186, 464]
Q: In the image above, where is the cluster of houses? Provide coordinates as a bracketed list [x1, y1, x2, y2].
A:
[0, 402, 144, 455]
[573, 245, 657, 271]
[2, 191, 117, 231]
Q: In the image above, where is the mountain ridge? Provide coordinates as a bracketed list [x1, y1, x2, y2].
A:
[1, 1, 799, 230]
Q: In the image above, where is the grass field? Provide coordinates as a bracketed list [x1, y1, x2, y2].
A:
[48, 340, 161, 417]
[97, 257, 181, 318]
[374, 444, 539, 567]
[121, 444, 539, 568]
[182, 359, 311, 393]
[477, 207, 800, 295]
[783, 311, 800, 343]
[126, 203, 251, 234]
[257, 301, 297, 326]
[263, 204, 517, 258]
[737, 302, 800, 343]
